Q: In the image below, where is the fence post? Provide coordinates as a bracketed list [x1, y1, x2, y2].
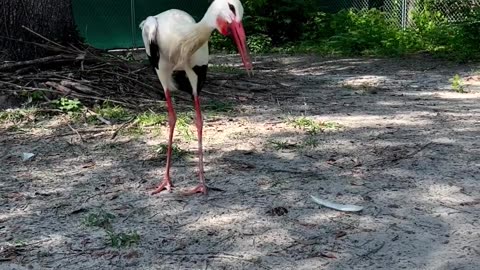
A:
[401, 0, 407, 29]
[130, 0, 136, 48]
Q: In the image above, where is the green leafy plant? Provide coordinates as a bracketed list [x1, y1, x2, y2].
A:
[176, 113, 195, 141]
[267, 139, 297, 150]
[95, 103, 131, 121]
[289, 117, 340, 135]
[53, 98, 82, 113]
[451, 74, 466, 93]
[155, 143, 190, 159]
[136, 111, 167, 127]
[83, 210, 116, 230]
[106, 230, 140, 248]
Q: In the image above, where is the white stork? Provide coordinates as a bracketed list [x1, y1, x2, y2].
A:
[140, 0, 252, 195]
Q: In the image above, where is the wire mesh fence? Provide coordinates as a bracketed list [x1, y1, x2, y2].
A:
[377, 0, 478, 28]
[382, 0, 420, 28]
[71, 0, 479, 50]
[314, 0, 478, 28]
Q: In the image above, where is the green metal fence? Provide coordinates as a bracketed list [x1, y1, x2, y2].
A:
[72, 0, 209, 50]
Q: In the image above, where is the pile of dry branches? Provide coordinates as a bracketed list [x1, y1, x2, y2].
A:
[0, 27, 166, 109]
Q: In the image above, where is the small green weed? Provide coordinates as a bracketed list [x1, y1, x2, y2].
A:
[136, 111, 167, 127]
[267, 139, 297, 150]
[83, 210, 116, 230]
[13, 240, 28, 247]
[204, 100, 235, 113]
[95, 103, 131, 121]
[122, 126, 145, 138]
[176, 113, 194, 141]
[288, 117, 340, 134]
[451, 74, 466, 93]
[155, 143, 190, 159]
[302, 136, 319, 148]
[53, 98, 82, 113]
[106, 230, 140, 248]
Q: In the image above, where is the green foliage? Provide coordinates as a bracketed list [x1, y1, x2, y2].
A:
[326, 9, 398, 55]
[267, 139, 296, 150]
[302, 136, 319, 148]
[155, 143, 190, 159]
[209, 1, 480, 60]
[94, 102, 131, 121]
[451, 74, 465, 93]
[106, 230, 140, 248]
[136, 111, 167, 127]
[288, 117, 340, 135]
[53, 98, 82, 113]
[203, 100, 235, 114]
[83, 210, 116, 230]
[176, 113, 195, 141]
[82, 209, 140, 248]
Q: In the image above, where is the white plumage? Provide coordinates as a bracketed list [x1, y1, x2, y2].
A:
[140, 10, 210, 92]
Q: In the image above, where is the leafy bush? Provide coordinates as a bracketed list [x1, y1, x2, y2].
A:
[209, 0, 480, 60]
[325, 9, 397, 55]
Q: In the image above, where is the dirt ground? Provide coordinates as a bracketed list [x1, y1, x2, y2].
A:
[1, 54, 480, 270]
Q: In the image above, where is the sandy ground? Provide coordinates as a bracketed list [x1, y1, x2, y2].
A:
[1, 54, 480, 270]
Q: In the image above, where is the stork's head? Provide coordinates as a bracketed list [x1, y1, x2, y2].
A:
[208, 0, 252, 74]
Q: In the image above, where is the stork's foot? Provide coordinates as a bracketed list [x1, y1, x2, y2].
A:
[151, 178, 173, 195]
[182, 184, 208, 196]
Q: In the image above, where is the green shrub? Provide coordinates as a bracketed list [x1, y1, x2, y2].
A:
[208, 0, 480, 60]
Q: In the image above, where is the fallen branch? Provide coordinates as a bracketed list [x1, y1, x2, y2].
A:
[0, 55, 71, 71]
[45, 81, 73, 95]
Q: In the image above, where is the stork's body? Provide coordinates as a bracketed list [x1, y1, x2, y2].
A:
[140, 0, 252, 195]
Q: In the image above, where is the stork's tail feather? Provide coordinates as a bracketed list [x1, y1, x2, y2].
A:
[140, 16, 178, 92]
[141, 17, 160, 69]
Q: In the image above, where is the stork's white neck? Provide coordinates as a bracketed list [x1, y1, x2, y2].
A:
[199, 0, 222, 31]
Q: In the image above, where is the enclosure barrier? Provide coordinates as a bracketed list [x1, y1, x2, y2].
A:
[72, 0, 479, 50]
[71, 0, 209, 50]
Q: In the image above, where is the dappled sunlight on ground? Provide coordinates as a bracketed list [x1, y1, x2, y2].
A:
[1, 55, 479, 269]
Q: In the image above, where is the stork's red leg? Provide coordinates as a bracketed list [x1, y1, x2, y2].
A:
[183, 94, 207, 195]
[152, 89, 176, 195]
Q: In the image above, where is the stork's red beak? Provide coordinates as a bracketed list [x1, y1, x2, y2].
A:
[229, 21, 253, 75]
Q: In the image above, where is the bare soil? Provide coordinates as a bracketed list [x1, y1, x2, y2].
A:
[1, 55, 479, 270]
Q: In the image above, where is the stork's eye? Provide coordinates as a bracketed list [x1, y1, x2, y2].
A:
[228, 3, 236, 15]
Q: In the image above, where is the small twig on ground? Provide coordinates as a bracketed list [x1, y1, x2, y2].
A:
[350, 241, 386, 265]
[51, 127, 113, 139]
[86, 109, 111, 125]
[67, 123, 84, 142]
[110, 117, 137, 140]
[156, 252, 249, 261]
